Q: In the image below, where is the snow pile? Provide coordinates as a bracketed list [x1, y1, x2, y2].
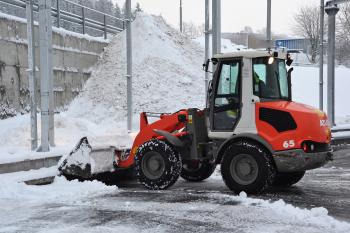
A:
[0, 13, 206, 158]
[0, 113, 133, 161]
[193, 36, 247, 54]
[209, 193, 350, 232]
[67, 13, 205, 125]
[0, 175, 116, 201]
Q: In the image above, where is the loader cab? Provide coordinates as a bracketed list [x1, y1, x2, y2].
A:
[207, 50, 291, 138]
[209, 58, 242, 131]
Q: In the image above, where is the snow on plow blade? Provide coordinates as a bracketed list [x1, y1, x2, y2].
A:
[58, 137, 116, 179]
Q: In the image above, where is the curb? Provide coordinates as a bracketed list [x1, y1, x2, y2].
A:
[24, 176, 56, 185]
[0, 155, 62, 174]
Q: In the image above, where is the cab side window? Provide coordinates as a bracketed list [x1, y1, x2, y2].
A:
[253, 64, 266, 96]
[213, 60, 241, 131]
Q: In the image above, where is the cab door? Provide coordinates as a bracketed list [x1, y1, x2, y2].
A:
[209, 59, 242, 131]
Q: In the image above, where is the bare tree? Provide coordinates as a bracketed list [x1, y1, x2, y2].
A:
[294, 5, 320, 63]
[183, 22, 203, 38]
[336, 3, 350, 65]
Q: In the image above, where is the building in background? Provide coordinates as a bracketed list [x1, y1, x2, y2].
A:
[275, 38, 310, 53]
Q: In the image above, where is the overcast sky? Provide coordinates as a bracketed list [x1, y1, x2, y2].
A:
[113, 0, 321, 36]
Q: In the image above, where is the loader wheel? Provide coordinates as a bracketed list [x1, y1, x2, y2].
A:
[181, 160, 216, 182]
[135, 139, 182, 190]
[273, 171, 305, 187]
[221, 141, 276, 194]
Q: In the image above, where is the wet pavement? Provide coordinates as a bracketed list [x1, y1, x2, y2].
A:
[1, 149, 349, 233]
[261, 148, 350, 221]
[115, 148, 350, 221]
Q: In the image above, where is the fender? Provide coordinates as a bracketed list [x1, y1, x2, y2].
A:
[153, 129, 185, 147]
[215, 133, 274, 164]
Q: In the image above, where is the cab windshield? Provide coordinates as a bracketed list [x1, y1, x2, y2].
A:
[253, 57, 289, 100]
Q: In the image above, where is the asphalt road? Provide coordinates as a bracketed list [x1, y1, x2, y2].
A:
[115, 148, 350, 221]
[261, 148, 350, 221]
[1, 149, 349, 233]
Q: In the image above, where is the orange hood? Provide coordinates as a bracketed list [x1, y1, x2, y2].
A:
[256, 101, 331, 151]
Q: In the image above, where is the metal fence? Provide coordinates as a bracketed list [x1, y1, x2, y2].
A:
[0, 0, 125, 39]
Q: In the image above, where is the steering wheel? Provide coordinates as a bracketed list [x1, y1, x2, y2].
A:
[214, 95, 240, 113]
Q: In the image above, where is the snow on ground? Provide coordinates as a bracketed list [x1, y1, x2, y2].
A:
[0, 173, 116, 201]
[0, 170, 350, 233]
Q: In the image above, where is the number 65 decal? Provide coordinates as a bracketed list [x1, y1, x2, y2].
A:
[283, 140, 295, 149]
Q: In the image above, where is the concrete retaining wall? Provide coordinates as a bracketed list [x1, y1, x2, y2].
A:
[0, 15, 109, 118]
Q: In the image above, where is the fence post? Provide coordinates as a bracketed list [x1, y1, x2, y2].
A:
[26, 0, 38, 151]
[82, 6, 85, 34]
[103, 14, 107, 39]
[56, 0, 60, 28]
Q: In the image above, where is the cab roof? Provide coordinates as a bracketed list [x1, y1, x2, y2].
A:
[212, 49, 287, 60]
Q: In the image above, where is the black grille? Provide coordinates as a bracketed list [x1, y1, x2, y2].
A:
[259, 108, 297, 132]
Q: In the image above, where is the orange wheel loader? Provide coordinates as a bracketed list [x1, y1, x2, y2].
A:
[59, 50, 333, 194]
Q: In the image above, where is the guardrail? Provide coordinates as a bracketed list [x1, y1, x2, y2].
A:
[0, 0, 125, 39]
[331, 126, 350, 149]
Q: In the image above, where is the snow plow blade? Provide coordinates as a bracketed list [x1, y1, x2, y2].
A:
[58, 137, 116, 179]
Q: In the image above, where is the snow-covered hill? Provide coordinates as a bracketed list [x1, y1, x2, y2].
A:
[193, 36, 247, 54]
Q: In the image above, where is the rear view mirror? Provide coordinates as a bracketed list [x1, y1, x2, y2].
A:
[287, 67, 294, 101]
[286, 53, 293, 66]
[203, 59, 210, 72]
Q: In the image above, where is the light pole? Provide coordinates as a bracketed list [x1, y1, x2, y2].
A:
[126, 0, 132, 132]
[204, 0, 210, 93]
[37, 0, 53, 152]
[217, 0, 221, 53]
[212, 0, 217, 56]
[325, 3, 339, 126]
[319, 0, 325, 111]
[180, 0, 183, 33]
[267, 0, 272, 46]
[26, 0, 38, 151]
[212, 0, 221, 56]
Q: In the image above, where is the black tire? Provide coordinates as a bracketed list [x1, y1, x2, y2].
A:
[181, 160, 216, 182]
[135, 139, 182, 190]
[273, 171, 305, 187]
[221, 140, 276, 194]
